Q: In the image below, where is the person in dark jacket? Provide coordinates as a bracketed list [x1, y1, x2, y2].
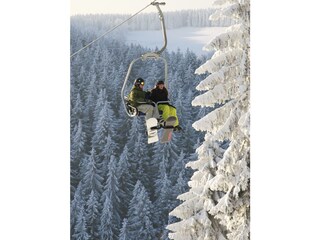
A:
[128, 78, 161, 122]
[150, 80, 181, 131]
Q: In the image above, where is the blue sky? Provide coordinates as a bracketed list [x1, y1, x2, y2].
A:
[71, 0, 213, 15]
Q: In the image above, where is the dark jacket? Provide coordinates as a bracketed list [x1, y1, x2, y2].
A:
[128, 86, 148, 107]
[150, 87, 169, 103]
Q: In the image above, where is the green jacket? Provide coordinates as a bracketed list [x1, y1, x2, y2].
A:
[128, 86, 147, 107]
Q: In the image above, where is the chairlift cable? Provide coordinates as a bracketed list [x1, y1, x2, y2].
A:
[70, 0, 158, 58]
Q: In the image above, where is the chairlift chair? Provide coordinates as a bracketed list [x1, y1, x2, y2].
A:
[121, 2, 170, 117]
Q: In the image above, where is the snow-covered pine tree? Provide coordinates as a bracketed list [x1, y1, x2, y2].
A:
[126, 117, 145, 151]
[117, 145, 134, 218]
[71, 93, 84, 130]
[130, 133, 152, 190]
[99, 156, 122, 239]
[85, 190, 100, 239]
[168, 0, 250, 239]
[92, 100, 116, 158]
[71, 119, 87, 195]
[172, 169, 189, 204]
[119, 218, 129, 240]
[126, 181, 156, 240]
[80, 77, 97, 153]
[153, 139, 179, 176]
[71, 182, 85, 237]
[81, 148, 104, 199]
[84, 68, 98, 130]
[169, 151, 186, 183]
[153, 172, 173, 234]
[168, 141, 227, 240]
[92, 89, 107, 131]
[75, 65, 89, 110]
[154, 156, 168, 199]
[99, 197, 116, 240]
[72, 203, 90, 240]
[100, 134, 118, 178]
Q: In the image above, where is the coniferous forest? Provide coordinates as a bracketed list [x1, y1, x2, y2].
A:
[70, 13, 211, 240]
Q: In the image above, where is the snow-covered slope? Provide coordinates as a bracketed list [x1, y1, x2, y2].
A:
[126, 27, 226, 56]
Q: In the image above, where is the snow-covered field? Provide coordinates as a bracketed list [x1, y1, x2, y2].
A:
[126, 27, 226, 56]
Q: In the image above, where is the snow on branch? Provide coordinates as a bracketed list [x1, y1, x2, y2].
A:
[238, 111, 250, 138]
[188, 173, 214, 195]
[211, 1, 250, 24]
[204, 24, 248, 51]
[209, 189, 232, 215]
[193, 84, 227, 106]
[187, 138, 223, 170]
[195, 48, 243, 75]
[193, 77, 246, 106]
[167, 211, 217, 240]
[208, 137, 250, 196]
[210, 3, 241, 22]
[196, 69, 225, 91]
[215, 198, 250, 240]
[177, 191, 197, 202]
[196, 65, 242, 91]
[170, 196, 206, 220]
[186, 152, 217, 171]
[192, 100, 235, 133]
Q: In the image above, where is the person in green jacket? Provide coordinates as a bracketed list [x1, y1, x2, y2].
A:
[128, 78, 162, 123]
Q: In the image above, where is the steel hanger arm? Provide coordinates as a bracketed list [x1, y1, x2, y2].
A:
[145, 2, 167, 57]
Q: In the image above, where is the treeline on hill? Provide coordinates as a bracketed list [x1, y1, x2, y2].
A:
[70, 18, 212, 239]
[71, 9, 233, 34]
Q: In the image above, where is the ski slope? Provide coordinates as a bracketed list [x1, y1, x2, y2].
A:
[126, 27, 227, 56]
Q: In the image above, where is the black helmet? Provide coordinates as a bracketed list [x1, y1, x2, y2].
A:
[156, 80, 165, 85]
[134, 78, 145, 86]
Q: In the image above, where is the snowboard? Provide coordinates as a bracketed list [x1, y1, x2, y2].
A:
[146, 117, 159, 144]
[160, 116, 177, 144]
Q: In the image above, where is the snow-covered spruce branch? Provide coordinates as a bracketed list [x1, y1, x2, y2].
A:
[207, 137, 249, 195]
[195, 48, 245, 74]
[193, 77, 247, 106]
[211, 2, 250, 24]
[210, 3, 241, 23]
[196, 65, 242, 91]
[192, 99, 235, 131]
[187, 140, 223, 170]
[168, 211, 218, 240]
[170, 193, 206, 220]
[204, 24, 249, 51]
[214, 194, 249, 240]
